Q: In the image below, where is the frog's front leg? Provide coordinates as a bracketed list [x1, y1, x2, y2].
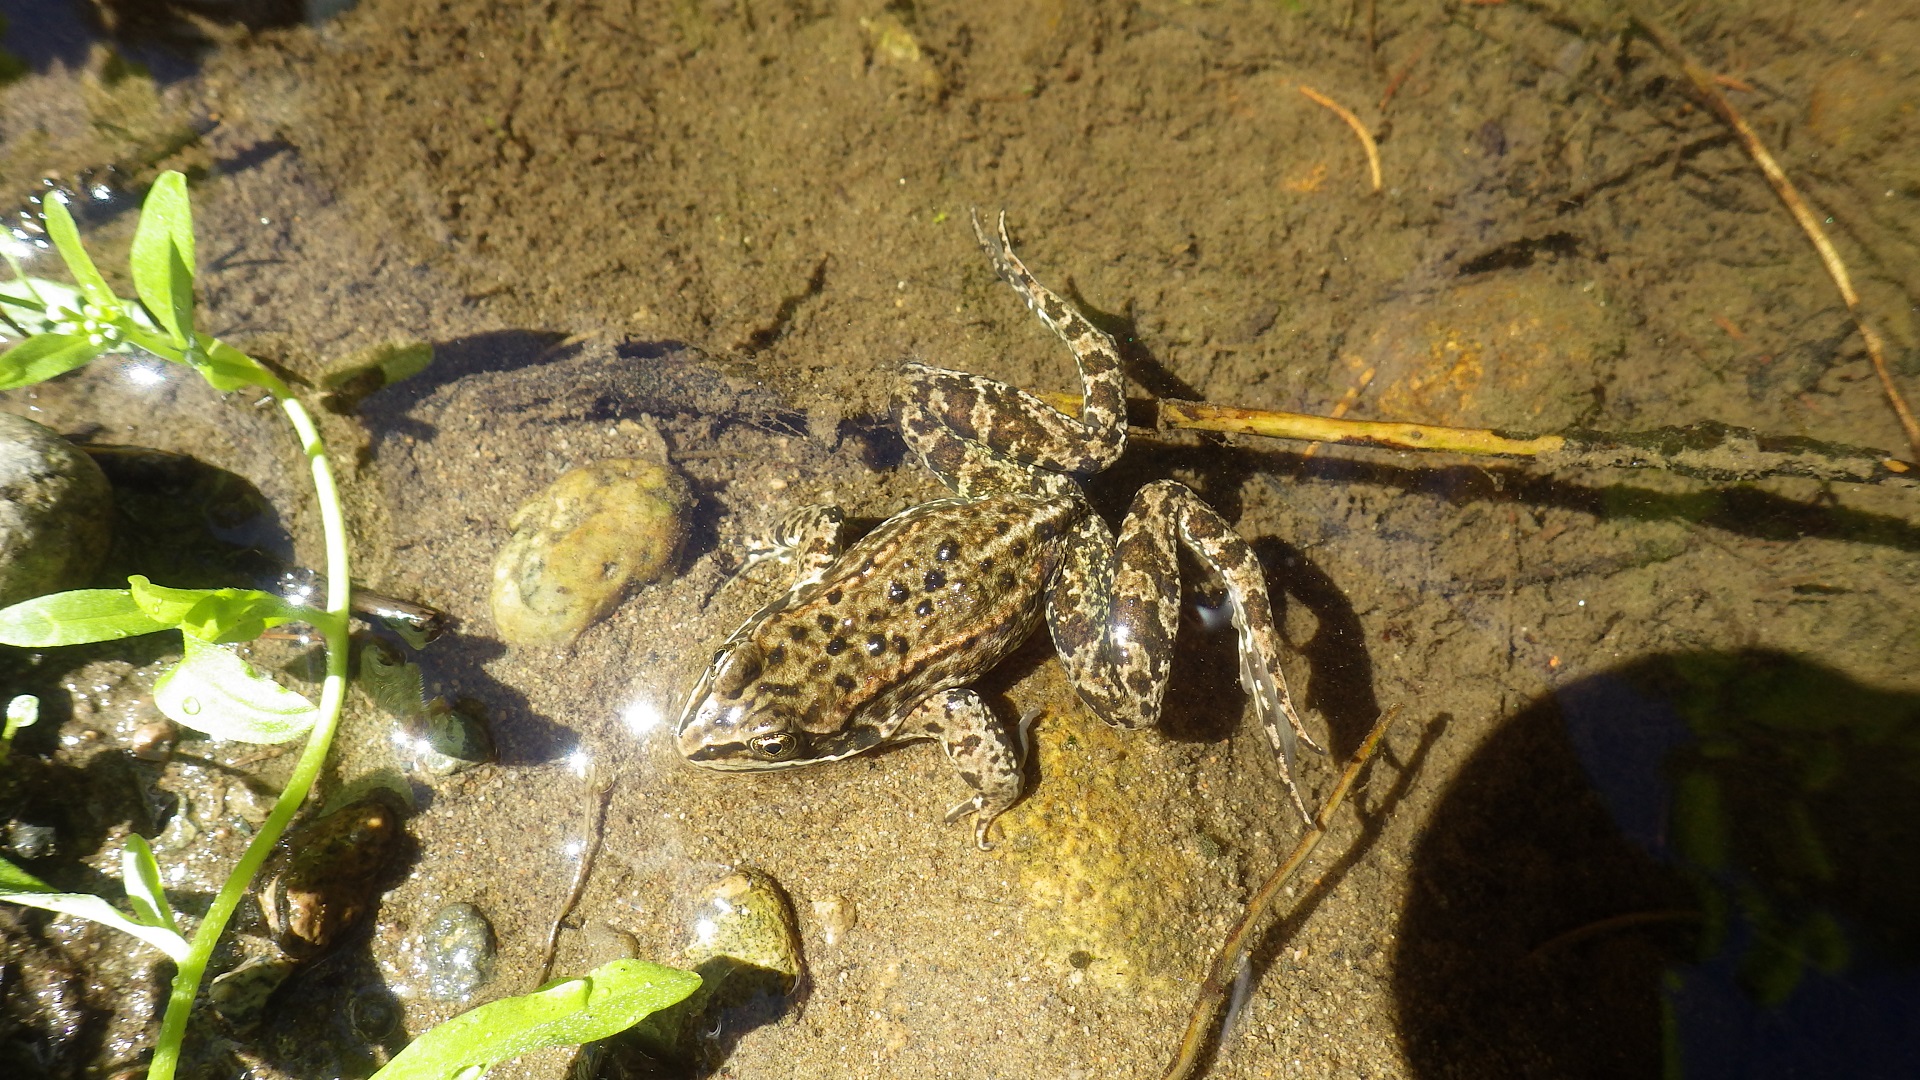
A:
[733, 504, 845, 589]
[900, 688, 1025, 850]
[1049, 480, 1324, 821]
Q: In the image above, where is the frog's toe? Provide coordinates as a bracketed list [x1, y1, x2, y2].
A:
[945, 796, 1007, 850]
[1282, 778, 1313, 826]
[1297, 723, 1330, 757]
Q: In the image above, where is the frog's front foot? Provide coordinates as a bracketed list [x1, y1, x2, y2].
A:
[908, 689, 1025, 850]
[730, 504, 846, 588]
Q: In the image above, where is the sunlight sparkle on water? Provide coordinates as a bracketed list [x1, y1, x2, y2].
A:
[2, 234, 40, 261]
[567, 747, 593, 778]
[391, 729, 433, 757]
[620, 695, 664, 738]
[123, 361, 166, 387]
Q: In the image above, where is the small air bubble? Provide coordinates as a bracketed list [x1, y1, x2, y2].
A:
[179, 697, 202, 716]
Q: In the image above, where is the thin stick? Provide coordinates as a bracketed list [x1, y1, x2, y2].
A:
[1154, 398, 1918, 488]
[1379, 33, 1434, 111]
[538, 776, 615, 984]
[1162, 707, 1399, 1080]
[1299, 85, 1383, 192]
[1528, 908, 1702, 960]
[1301, 365, 1376, 460]
[1036, 390, 1917, 487]
[1628, 8, 1920, 461]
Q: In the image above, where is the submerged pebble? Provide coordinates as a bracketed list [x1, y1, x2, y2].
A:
[0, 413, 114, 606]
[258, 792, 407, 958]
[349, 991, 403, 1041]
[581, 922, 641, 967]
[419, 901, 497, 1002]
[683, 868, 803, 1001]
[209, 955, 298, 1027]
[4, 820, 58, 860]
[489, 458, 691, 647]
[810, 895, 857, 948]
[412, 701, 495, 777]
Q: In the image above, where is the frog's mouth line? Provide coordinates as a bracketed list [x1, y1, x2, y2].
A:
[682, 725, 887, 770]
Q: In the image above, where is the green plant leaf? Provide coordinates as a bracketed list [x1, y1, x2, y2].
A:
[186, 334, 289, 396]
[127, 576, 320, 644]
[121, 834, 177, 933]
[1, 279, 160, 344]
[369, 960, 702, 1080]
[37, 192, 119, 313]
[0, 855, 191, 961]
[0, 332, 105, 391]
[0, 287, 46, 317]
[128, 171, 196, 346]
[152, 635, 319, 743]
[0, 589, 171, 646]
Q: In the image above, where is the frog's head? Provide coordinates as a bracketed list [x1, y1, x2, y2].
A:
[676, 640, 885, 770]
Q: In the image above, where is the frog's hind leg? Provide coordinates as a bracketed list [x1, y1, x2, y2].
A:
[1048, 480, 1322, 822]
[892, 212, 1128, 495]
[900, 688, 1026, 850]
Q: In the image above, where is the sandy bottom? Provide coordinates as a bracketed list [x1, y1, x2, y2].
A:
[1, 1, 1917, 1077]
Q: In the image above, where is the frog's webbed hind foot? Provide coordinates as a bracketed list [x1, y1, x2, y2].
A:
[906, 688, 1025, 850]
[728, 504, 845, 592]
[962, 209, 1128, 475]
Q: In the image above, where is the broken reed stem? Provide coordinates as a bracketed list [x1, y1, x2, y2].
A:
[1153, 398, 1919, 488]
[1162, 707, 1398, 1080]
[1628, 8, 1920, 461]
[1030, 391, 1918, 487]
[1299, 85, 1383, 192]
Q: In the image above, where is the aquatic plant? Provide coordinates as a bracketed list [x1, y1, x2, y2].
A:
[0, 170, 354, 1078]
[368, 959, 701, 1080]
[0, 169, 697, 1080]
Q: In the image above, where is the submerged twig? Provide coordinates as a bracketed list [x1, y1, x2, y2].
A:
[1035, 389, 1918, 487]
[1162, 707, 1398, 1080]
[539, 776, 616, 984]
[1299, 85, 1383, 193]
[1627, 7, 1920, 461]
[1153, 399, 1919, 488]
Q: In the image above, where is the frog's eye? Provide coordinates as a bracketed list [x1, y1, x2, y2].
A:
[749, 733, 799, 760]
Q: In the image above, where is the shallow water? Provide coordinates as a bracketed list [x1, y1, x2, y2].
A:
[2, 1, 1918, 1077]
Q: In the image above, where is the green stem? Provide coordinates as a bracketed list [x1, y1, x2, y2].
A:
[145, 395, 352, 1080]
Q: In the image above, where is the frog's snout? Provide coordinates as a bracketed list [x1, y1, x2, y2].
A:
[676, 695, 749, 766]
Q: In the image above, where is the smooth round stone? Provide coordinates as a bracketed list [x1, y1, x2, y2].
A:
[489, 458, 690, 647]
[420, 902, 497, 1002]
[405, 702, 495, 778]
[348, 989, 402, 1041]
[0, 413, 113, 606]
[683, 868, 802, 1000]
[4, 820, 58, 860]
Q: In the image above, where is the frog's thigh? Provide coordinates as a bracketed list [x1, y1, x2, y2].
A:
[1051, 481, 1319, 816]
[894, 362, 1119, 489]
[1048, 511, 1173, 733]
[906, 689, 1024, 850]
